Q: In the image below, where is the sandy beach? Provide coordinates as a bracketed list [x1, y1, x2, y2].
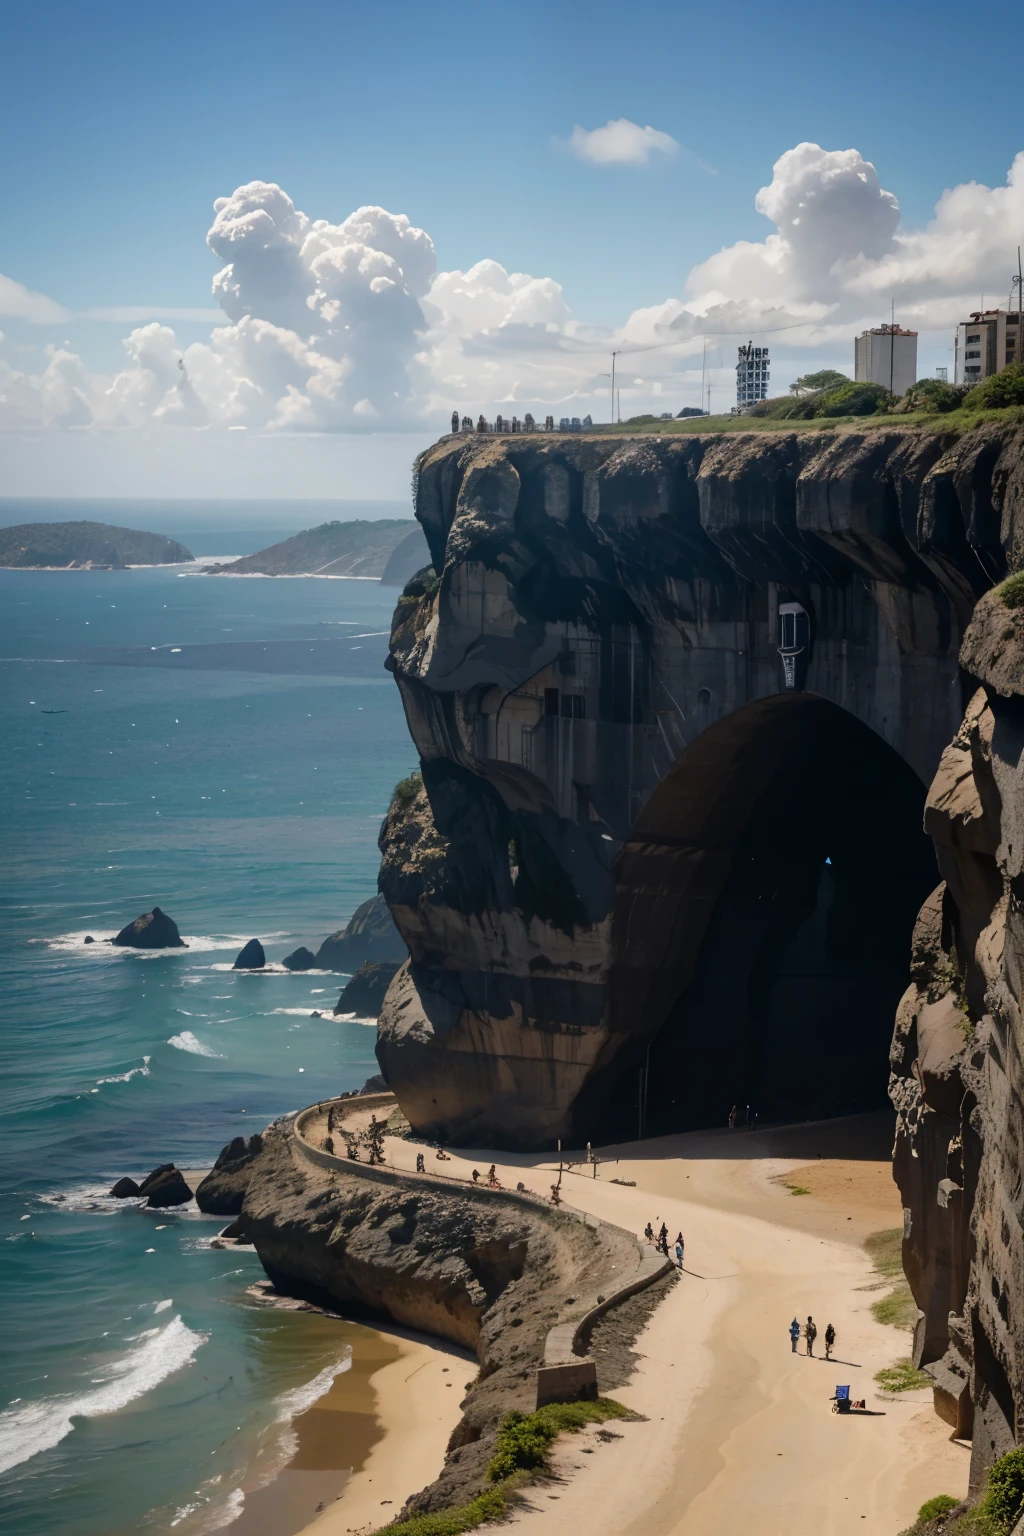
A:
[329, 1111, 966, 1536]
[288, 1325, 476, 1536]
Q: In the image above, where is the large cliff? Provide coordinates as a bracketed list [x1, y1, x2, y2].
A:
[892, 581, 1024, 1490]
[376, 421, 1024, 1149]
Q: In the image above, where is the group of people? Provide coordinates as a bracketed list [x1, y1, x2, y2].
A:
[790, 1315, 836, 1359]
[728, 1104, 759, 1131]
[644, 1221, 685, 1269]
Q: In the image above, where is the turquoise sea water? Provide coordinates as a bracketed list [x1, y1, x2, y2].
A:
[0, 546, 417, 1534]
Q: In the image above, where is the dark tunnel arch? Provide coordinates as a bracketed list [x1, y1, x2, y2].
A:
[575, 693, 937, 1139]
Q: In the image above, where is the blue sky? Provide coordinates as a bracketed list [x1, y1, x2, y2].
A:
[3, 0, 1023, 497]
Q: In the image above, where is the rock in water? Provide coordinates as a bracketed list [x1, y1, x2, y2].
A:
[109, 1176, 141, 1198]
[233, 939, 265, 970]
[282, 946, 316, 971]
[333, 961, 400, 1018]
[314, 894, 406, 971]
[141, 1166, 193, 1208]
[195, 1133, 264, 1215]
[111, 907, 186, 949]
[84, 935, 95, 944]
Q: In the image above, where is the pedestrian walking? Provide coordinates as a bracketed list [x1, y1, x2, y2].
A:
[674, 1241, 684, 1269]
[824, 1323, 835, 1360]
[728, 1104, 738, 1130]
[658, 1223, 669, 1254]
[675, 1231, 684, 1263]
[805, 1316, 817, 1356]
[644, 1222, 654, 1244]
[789, 1317, 800, 1353]
[415, 1152, 425, 1173]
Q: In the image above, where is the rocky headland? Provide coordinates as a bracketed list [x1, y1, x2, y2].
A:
[204, 519, 429, 581]
[0, 520, 193, 568]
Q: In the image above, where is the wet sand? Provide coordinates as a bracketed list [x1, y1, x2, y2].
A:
[230, 1318, 477, 1536]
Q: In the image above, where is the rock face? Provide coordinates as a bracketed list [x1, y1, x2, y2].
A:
[196, 1133, 264, 1215]
[282, 946, 316, 971]
[314, 893, 406, 971]
[333, 961, 401, 1018]
[232, 939, 265, 970]
[376, 423, 1024, 1148]
[891, 582, 1024, 1489]
[111, 907, 186, 949]
[109, 1176, 140, 1198]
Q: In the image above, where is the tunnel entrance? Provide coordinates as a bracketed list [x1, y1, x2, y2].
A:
[590, 694, 936, 1139]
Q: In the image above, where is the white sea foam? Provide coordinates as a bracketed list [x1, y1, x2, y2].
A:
[154, 1299, 173, 1314]
[96, 1055, 151, 1085]
[270, 1007, 329, 1017]
[0, 1315, 207, 1475]
[332, 1012, 377, 1027]
[274, 1349, 352, 1423]
[36, 932, 264, 957]
[167, 1031, 222, 1058]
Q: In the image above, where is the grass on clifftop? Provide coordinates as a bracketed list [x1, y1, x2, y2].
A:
[585, 402, 1024, 439]
[369, 1398, 629, 1536]
[865, 1228, 919, 1330]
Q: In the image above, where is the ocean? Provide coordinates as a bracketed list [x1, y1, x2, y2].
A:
[0, 510, 419, 1535]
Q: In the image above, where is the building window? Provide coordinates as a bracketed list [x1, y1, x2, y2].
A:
[965, 350, 981, 359]
[697, 687, 712, 706]
[544, 688, 559, 716]
[967, 333, 981, 342]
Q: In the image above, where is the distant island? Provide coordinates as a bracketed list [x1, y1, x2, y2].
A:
[0, 521, 194, 569]
[205, 519, 430, 584]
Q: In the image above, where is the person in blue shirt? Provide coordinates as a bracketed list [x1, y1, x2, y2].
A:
[789, 1317, 801, 1352]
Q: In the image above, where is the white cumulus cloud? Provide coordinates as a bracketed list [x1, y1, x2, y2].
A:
[6, 146, 1024, 434]
[568, 118, 679, 167]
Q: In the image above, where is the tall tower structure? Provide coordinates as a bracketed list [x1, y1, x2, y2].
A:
[736, 343, 770, 410]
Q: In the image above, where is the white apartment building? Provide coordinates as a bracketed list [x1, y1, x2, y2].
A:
[954, 309, 1022, 385]
[736, 343, 769, 409]
[854, 324, 918, 396]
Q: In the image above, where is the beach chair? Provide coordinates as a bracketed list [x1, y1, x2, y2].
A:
[831, 1385, 851, 1414]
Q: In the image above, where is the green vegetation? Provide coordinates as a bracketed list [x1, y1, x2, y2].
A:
[902, 1449, 1024, 1536]
[875, 1357, 932, 1393]
[865, 1228, 919, 1329]
[786, 1184, 811, 1196]
[398, 565, 440, 607]
[392, 772, 423, 807]
[370, 1484, 511, 1536]
[917, 1496, 961, 1523]
[789, 368, 851, 395]
[488, 1399, 628, 1483]
[996, 572, 1024, 611]
[978, 1448, 1024, 1533]
[0, 520, 193, 569]
[895, 378, 965, 414]
[964, 363, 1024, 411]
[368, 1399, 629, 1536]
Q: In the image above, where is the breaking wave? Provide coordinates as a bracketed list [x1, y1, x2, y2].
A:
[167, 1031, 222, 1058]
[0, 1315, 207, 1475]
